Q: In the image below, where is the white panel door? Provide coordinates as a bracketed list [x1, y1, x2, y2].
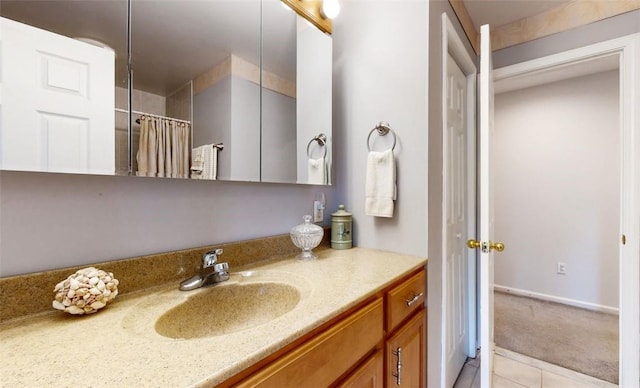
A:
[478, 24, 497, 388]
[444, 52, 470, 388]
[1, 17, 114, 174]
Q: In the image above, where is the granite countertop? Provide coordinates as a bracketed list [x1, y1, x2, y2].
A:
[0, 247, 426, 387]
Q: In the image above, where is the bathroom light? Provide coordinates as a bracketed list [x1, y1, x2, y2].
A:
[321, 0, 340, 19]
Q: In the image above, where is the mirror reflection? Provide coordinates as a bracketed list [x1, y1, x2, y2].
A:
[0, 0, 128, 175]
[262, 0, 332, 184]
[0, 0, 332, 185]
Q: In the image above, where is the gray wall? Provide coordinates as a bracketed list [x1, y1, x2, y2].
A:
[230, 76, 261, 182]
[0, 171, 335, 276]
[494, 70, 620, 309]
[261, 89, 296, 183]
[333, 0, 429, 257]
[193, 77, 232, 180]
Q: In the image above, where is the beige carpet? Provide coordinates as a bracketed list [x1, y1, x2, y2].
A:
[494, 291, 618, 384]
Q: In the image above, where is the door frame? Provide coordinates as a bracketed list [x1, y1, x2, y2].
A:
[492, 33, 640, 386]
[440, 13, 478, 387]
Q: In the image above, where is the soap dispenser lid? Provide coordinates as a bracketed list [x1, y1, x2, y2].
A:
[332, 204, 351, 217]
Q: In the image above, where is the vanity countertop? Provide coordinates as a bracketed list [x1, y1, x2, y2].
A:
[0, 247, 426, 387]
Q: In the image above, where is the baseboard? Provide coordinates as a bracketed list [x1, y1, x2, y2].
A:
[494, 284, 619, 315]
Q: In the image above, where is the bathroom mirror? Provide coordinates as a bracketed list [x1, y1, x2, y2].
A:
[0, 0, 332, 185]
[261, 0, 333, 185]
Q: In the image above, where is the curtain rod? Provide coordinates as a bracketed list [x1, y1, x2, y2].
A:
[114, 108, 191, 124]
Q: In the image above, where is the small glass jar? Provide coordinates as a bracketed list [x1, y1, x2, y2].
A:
[290, 215, 324, 260]
[331, 205, 352, 249]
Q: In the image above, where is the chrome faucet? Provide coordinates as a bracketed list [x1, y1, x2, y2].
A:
[179, 248, 230, 291]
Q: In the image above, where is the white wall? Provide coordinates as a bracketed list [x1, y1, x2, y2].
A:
[494, 70, 620, 310]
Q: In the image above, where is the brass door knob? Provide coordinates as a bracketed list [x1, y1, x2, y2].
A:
[467, 239, 481, 249]
[467, 239, 505, 252]
[490, 242, 505, 252]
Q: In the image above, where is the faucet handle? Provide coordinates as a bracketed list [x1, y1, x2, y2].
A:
[202, 248, 223, 267]
[214, 262, 229, 274]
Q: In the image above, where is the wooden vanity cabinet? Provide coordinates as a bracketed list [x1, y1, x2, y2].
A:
[384, 270, 427, 387]
[224, 268, 426, 388]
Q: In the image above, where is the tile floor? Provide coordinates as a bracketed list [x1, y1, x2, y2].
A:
[453, 348, 618, 388]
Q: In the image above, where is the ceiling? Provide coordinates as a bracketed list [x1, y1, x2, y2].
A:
[462, 0, 572, 30]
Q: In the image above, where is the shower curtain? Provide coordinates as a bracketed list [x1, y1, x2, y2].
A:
[136, 116, 191, 178]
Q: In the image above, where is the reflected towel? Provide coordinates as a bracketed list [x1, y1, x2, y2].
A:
[365, 149, 396, 217]
[191, 146, 205, 174]
[308, 157, 326, 185]
[191, 145, 218, 180]
[203, 146, 218, 180]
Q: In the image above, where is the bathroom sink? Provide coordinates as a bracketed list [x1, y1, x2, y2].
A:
[120, 270, 309, 341]
[155, 282, 300, 339]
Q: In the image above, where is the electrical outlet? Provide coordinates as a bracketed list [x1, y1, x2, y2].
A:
[557, 262, 567, 275]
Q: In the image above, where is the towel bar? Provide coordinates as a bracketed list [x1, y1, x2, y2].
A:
[307, 133, 327, 159]
[367, 121, 397, 152]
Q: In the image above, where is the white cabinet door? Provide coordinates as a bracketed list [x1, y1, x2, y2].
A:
[1, 17, 114, 174]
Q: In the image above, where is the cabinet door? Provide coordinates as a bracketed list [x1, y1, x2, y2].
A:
[386, 309, 426, 388]
[336, 350, 384, 388]
[239, 298, 383, 387]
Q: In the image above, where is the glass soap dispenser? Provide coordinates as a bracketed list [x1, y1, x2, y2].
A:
[290, 215, 324, 260]
[331, 205, 352, 250]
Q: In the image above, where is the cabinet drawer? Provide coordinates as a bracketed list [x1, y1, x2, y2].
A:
[238, 298, 384, 387]
[386, 270, 426, 332]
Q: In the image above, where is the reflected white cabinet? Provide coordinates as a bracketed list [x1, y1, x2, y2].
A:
[0, 17, 114, 174]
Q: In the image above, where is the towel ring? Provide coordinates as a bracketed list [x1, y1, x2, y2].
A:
[367, 121, 397, 152]
[307, 133, 327, 159]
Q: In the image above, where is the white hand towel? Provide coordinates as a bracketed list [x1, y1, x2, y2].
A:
[191, 146, 205, 172]
[308, 157, 326, 185]
[191, 145, 218, 180]
[365, 149, 396, 217]
[202, 145, 218, 180]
